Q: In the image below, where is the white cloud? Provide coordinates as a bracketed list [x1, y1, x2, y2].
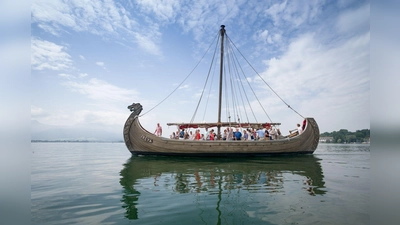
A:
[57, 72, 88, 80]
[265, 1, 322, 27]
[31, 0, 162, 55]
[254, 30, 269, 43]
[259, 31, 369, 131]
[63, 78, 139, 102]
[265, 0, 287, 26]
[96, 61, 104, 67]
[79, 73, 88, 78]
[136, 0, 181, 22]
[31, 106, 128, 127]
[336, 3, 369, 34]
[272, 33, 282, 43]
[96, 61, 106, 70]
[263, 32, 369, 97]
[58, 73, 74, 79]
[178, 84, 189, 90]
[79, 55, 85, 60]
[31, 37, 73, 71]
[33, 78, 140, 126]
[37, 23, 61, 36]
[134, 32, 162, 56]
[253, 29, 283, 45]
[143, 0, 239, 45]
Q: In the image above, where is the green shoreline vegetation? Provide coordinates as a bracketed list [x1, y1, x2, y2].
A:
[320, 129, 370, 143]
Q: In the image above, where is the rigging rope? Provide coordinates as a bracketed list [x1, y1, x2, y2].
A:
[227, 40, 253, 126]
[223, 56, 232, 127]
[139, 32, 219, 118]
[201, 58, 218, 122]
[227, 35, 270, 123]
[191, 33, 220, 124]
[225, 35, 305, 119]
[140, 28, 305, 125]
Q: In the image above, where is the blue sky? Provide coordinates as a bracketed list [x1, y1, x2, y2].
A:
[31, 0, 370, 137]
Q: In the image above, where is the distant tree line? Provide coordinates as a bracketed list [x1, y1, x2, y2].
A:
[320, 129, 370, 143]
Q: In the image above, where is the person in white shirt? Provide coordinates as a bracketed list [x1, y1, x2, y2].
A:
[289, 123, 303, 136]
[297, 123, 303, 134]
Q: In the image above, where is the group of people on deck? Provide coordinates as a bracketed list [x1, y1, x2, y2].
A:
[155, 121, 304, 140]
[165, 125, 303, 141]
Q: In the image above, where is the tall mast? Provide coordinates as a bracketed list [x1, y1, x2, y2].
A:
[217, 25, 225, 139]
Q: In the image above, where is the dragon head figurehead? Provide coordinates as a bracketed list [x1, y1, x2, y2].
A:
[127, 103, 143, 115]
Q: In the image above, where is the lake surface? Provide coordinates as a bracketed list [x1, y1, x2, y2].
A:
[31, 143, 369, 224]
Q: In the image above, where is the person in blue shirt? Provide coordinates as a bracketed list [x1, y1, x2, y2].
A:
[243, 130, 249, 141]
[179, 129, 185, 139]
[256, 128, 264, 140]
[233, 128, 242, 140]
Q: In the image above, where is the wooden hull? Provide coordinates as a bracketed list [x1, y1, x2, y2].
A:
[123, 113, 320, 157]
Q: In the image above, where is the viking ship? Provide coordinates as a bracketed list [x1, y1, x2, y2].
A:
[123, 25, 319, 156]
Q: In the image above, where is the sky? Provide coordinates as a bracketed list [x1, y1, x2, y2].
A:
[30, 0, 370, 138]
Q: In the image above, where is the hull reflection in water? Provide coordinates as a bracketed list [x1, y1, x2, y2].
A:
[120, 155, 326, 222]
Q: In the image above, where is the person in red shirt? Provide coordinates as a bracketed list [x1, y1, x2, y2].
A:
[209, 129, 215, 140]
[195, 129, 201, 140]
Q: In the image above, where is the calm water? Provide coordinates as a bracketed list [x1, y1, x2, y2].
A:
[31, 143, 369, 225]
